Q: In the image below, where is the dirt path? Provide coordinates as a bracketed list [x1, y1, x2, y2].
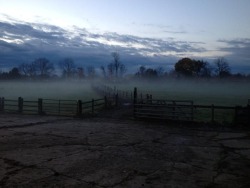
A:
[0, 114, 250, 187]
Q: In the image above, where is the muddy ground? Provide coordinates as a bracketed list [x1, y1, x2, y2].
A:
[0, 112, 250, 188]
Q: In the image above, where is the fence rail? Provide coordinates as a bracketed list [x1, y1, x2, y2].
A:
[132, 87, 250, 125]
[134, 99, 194, 121]
[0, 96, 112, 117]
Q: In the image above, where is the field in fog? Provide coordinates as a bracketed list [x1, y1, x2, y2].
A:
[0, 81, 98, 101]
[1, 80, 250, 107]
[115, 80, 250, 106]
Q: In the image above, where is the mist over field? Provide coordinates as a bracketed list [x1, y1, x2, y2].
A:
[0, 80, 98, 101]
[1, 79, 249, 107]
[109, 79, 250, 106]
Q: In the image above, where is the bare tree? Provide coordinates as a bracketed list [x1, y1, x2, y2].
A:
[60, 58, 76, 79]
[156, 66, 165, 77]
[87, 66, 96, 79]
[18, 63, 30, 77]
[107, 63, 115, 78]
[100, 65, 106, 78]
[100, 52, 126, 79]
[19, 62, 37, 78]
[33, 58, 54, 78]
[111, 52, 122, 78]
[214, 57, 231, 78]
[77, 67, 85, 80]
[119, 64, 126, 77]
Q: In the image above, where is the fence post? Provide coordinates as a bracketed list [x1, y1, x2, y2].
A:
[77, 100, 82, 116]
[2, 97, 4, 112]
[38, 98, 43, 115]
[104, 96, 108, 109]
[211, 104, 215, 122]
[248, 105, 250, 125]
[58, 100, 61, 115]
[134, 87, 138, 118]
[18, 97, 23, 113]
[115, 94, 118, 107]
[234, 106, 241, 125]
[92, 99, 94, 115]
[134, 87, 137, 105]
[172, 101, 176, 119]
[191, 101, 194, 121]
[0, 97, 2, 112]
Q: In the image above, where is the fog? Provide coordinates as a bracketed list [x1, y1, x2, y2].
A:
[1, 79, 250, 106]
[113, 79, 250, 106]
[0, 80, 98, 101]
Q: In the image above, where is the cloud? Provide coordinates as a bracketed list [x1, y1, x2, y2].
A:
[218, 38, 250, 63]
[0, 16, 209, 72]
[212, 39, 250, 73]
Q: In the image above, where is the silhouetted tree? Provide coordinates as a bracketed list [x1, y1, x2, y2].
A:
[198, 61, 212, 78]
[175, 58, 211, 77]
[135, 66, 144, 78]
[111, 52, 121, 78]
[119, 64, 126, 77]
[111, 52, 126, 78]
[60, 58, 76, 79]
[145, 68, 158, 78]
[77, 67, 85, 79]
[107, 63, 115, 78]
[18, 63, 30, 77]
[135, 66, 158, 79]
[87, 66, 96, 79]
[8, 67, 21, 79]
[100, 66, 106, 78]
[214, 57, 231, 78]
[18, 62, 37, 78]
[156, 66, 165, 77]
[100, 52, 126, 79]
[33, 58, 54, 78]
[175, 58, 195, 77]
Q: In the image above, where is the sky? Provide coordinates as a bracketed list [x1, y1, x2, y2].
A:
[0, 0, 250, 73]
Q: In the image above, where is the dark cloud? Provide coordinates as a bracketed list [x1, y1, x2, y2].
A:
[215, 39, 250, 73]
[0, 19, 208, 72]
[218, 38, 250, 59]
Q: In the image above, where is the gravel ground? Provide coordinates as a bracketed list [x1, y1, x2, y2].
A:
[0, 113, 250, 188]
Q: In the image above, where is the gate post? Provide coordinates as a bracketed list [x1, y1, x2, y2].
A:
[0, 97, 3, 112]
[18, 97, 23, 113]
[104, 96, 108, 109]
[211, 104, 215, 122]
[92, 99, 94, 115]
[134, 87, 138, 118]
[134, 87, 137, 105]
[115, 94, 118, 107]
[38, 98, 43, 115]
[191, 101, 194, 121]
[77, 100, 82, 116]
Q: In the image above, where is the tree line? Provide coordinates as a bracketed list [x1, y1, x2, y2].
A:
[0, 52, 127, 81]
[0, 54, 249, 81]
[135, 57, 249, 80]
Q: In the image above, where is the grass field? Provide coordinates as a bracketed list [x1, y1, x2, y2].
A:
[110, 79, 250, 123]
[1, 79, 249, 107]
[1, 79, 249, 123]
[113, 79, 250, 106]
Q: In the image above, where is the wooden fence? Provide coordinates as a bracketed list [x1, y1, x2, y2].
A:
[92, 84, 133, 103]
[133, 88, 250, 125]
[0, 97, 111, 117]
